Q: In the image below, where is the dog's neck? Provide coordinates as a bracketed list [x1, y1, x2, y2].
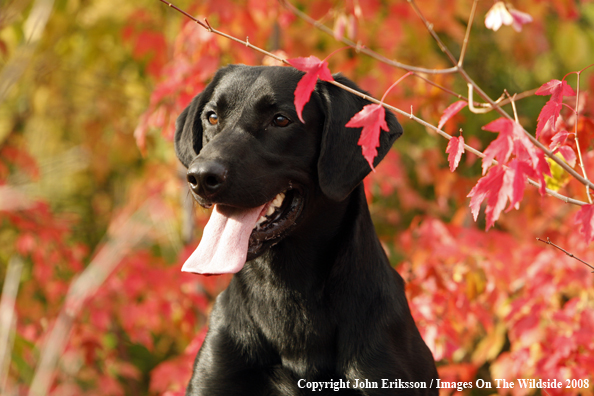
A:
[236, 184, 384, 293]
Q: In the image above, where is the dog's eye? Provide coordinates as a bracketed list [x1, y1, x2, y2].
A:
[207, 113, 218, 125]
[272, 115, 291, 128]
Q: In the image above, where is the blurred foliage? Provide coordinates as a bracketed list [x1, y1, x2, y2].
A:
[1, 0, 594, 395]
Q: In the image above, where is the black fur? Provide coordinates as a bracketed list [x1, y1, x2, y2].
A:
[175, 65, 438, 395]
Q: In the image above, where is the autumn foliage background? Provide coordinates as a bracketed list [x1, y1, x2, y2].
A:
[1, 0, 594, 395]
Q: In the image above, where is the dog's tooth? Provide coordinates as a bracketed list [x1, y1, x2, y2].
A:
[255, 215, 266, 228]
[272, 192, 285, 208]
[266, 205, 275, 216]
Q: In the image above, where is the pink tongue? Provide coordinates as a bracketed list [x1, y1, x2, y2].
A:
[181, 204, 265, 275]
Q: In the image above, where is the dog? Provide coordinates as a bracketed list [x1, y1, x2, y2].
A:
[174, 65, 439, 395]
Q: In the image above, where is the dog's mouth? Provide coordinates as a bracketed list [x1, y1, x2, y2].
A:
[248, 188, 303, 260]
[181, 186, 303, 275]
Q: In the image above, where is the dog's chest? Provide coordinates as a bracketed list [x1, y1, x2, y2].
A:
[240, 282, 338, 371]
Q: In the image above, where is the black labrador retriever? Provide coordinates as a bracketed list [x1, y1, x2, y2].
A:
[174, 65, 438, 395]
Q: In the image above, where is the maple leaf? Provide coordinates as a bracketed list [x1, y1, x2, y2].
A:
[445, 135, 465, 172]
[507, 159, 537, 211]
[437, 101, 467, 130]
[549, 130, 570, 151]
[556, 145, 577, 167]
[576, 204, 594, 243]
[468, 165, 509, 229]
[535, 80, 576, 138]
[481, 118, 514, 174]
[535, 79, 576, 103]
[536, 100, 563, 138]
[345, 103, 389, 171]
[287, 56, 334, 123]
[534, 150, 551, 195]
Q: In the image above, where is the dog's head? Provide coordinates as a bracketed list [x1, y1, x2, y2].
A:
[175, 65, 402, 274]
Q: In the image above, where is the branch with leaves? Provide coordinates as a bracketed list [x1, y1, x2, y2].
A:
[159, 0, 594, 243]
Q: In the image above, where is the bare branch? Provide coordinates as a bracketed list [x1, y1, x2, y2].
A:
[536, 237, 594, 273]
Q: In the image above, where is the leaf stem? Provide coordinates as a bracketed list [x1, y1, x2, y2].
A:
[380, 72, 413, 103]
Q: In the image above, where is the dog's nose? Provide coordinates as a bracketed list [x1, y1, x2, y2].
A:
[187, 161, 228, 197]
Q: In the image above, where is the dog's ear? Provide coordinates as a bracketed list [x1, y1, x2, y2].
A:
[174, 66, 234, 167]
[174, 94, 204, 168]
[316, 75, 403, 202]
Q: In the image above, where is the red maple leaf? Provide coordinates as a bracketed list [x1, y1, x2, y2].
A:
[507, 159, 537, 211]
[345, 103, 389, 171]
[535, 79, 576, 138]
[445, 135, 465, 172]
[437, 101, 467, 130]
[287, 56, 334, 123]
[467, 155, 547, 230]
[481, 118, 515, 174]
[556, 145, 577, 167]
[535, 79, 576, 103]
[549, 130, 570, 151]
[576, 204, 594, 243]
[536, 100, 563, 138]
[468, 164, 510, 229]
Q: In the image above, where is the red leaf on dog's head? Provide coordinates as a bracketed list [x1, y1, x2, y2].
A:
[438, 101, 467, 130]
[576, 204, 594, 243]
[287, 56, 334, 123]
[445, 135, 465, 172]
[345, 103, 389, 171]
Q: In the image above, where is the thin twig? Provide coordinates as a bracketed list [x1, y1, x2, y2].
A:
[467, 83, 501, 114]
[407, 0, 458, 65]
[572, 72, 592, 203]
[505, 90, 519, 123]
[458, 0, 478, 67]
[536, 237, 594, 273]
